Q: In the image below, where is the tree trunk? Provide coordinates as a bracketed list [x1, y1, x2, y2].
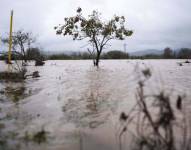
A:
[93, 59, 96, 66]
[95, 58, 99, 67]
[95, 51, 101, 67]
[20, 43, 27, 63]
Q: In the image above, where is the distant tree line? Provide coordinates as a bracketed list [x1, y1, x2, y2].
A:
[1, 48, 191, 61]
[130, 47, 191, 59]
[47, 50, 129, 60]
[162, 47, 191, 59]
[47, 48, 191, 60]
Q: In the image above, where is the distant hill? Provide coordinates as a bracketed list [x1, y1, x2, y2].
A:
[129, 49, 163, 56]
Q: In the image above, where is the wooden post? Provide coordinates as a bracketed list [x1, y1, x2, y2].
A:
[8, 10, 13, 64]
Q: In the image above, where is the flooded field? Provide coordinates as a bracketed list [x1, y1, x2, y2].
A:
[0, 60, 191, 150]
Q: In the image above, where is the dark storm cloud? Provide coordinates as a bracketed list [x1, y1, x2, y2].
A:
[0, 0, 191, 52]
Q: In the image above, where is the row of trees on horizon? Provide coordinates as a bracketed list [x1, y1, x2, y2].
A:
[131, 47, 191, 59]
[1, 47, 191, 60]
[46, 47, 191, 60]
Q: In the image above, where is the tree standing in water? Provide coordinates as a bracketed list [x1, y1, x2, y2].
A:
[55, 7, 133, 67]
[2, 30, 35, 64]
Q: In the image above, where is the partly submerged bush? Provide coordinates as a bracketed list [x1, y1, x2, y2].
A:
[0, 68, 40, 81]
[119, 68, 191, 150]
[23, 128, 49, 144]
[184, 60, 191, 63]
[35, 59, 45, 66]
[0, 70, 26, 81]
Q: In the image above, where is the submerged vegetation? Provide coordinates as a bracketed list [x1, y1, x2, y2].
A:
[0, 71, 26, 81]
[0, 66, 40, 81]
[23, 129, 49, 144]
[0, 30, 43, 81]
[119, 68, 191, 150]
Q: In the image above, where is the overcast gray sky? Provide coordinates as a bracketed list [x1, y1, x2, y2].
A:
[0, 0, 191, 52]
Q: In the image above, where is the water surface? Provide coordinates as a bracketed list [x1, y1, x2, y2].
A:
[0, 60, 191, 150]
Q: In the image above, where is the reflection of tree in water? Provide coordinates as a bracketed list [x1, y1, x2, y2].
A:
[0, 104, 34, 150]
[62, 68, 118, 128]
[0, 82, 40, 104]
[0, 82, 43, 150]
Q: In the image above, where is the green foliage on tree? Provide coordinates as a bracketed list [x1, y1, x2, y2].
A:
[55, 7, 133, 66]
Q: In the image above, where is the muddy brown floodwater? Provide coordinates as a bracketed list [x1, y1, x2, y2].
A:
[0, 60, 191, 150]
